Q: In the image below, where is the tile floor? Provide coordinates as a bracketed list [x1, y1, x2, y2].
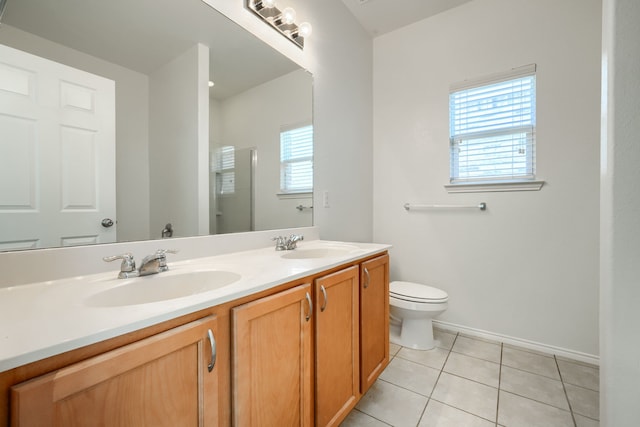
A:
[341, 329, 599, 427]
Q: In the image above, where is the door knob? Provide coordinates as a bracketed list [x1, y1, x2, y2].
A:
[101, 218, 114, 228]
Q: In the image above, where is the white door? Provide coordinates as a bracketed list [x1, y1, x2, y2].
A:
[0, 44, 116, 251]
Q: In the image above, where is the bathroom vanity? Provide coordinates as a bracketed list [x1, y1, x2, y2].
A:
[0, 240, 390, 426]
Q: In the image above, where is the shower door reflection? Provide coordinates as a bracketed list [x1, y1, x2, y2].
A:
[211, 147, 256, 234]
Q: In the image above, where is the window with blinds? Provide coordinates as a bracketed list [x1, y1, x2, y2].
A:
[280, 124, 313, 193]
[215, 146, 235, 195]
[449, 65, 536, 184]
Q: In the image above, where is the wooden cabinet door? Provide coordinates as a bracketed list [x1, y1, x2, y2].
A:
[315, 266, 359, 427]
[360, 254, 390, 393]
[10, 316, 219, 427]
[232, 284, 312, 427]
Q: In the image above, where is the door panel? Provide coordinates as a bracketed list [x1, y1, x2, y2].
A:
[232, 284, 312, 427]
[315, 266, 359, 427]
[360, 254, 390, 393]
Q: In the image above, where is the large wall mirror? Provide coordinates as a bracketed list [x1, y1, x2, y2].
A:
[0, 0, 313, 252]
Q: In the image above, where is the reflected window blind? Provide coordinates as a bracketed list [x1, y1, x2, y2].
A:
[449, 65, 536, 183]
[215, 146, 235, 195]
[280, 124, 313, 193]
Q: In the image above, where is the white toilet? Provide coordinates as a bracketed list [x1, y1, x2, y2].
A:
[389, 281, 448, 350]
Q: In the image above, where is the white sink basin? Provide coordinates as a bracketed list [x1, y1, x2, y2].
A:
[85, 270, 241, 307]
[281, 245, 360, 260]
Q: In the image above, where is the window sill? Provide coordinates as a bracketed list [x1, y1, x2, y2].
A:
[445, 180, 545, 193]
[277, 192, 313, 199]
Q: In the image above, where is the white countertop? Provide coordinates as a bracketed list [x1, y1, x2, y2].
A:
[0, 240, 390, 372]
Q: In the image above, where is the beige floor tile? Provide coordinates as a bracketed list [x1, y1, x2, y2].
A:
[443, 351, 500, 388]
[565, 383, 599, 420]
[434, 329, 457, 350]
[340, 409, 390, 427]
[432, 372, 498, 421]
[557, 359, 599, 391]
[574, 414, 599, 427]
[355, 380, 428, 427]
[498, 391, 574, 427]
[452, 336, 501, 363]
[419, 400, 495, 427]
[500, 365, 569, 410]
[502, 346, 561, 380]
[396, 346, 450, 370]
[379, 357, 440, 396]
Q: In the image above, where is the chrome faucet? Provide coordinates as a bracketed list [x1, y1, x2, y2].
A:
[103, 249, 178, 279]
[138, 249, 178, 276]
[272, 234, 304, 251]
[102, 253, 138, 279]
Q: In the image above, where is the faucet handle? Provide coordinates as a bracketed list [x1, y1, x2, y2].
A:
[155, 249, 178, 271]
[155, 249, 179, 256]
[103, 253, 137, 278]
[272, 236, 286, 251]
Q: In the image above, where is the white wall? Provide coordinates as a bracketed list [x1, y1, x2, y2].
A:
[149, 44, 210, 239]
[600, 0, 640, 423]
[0, 25, 151, 243]
[373, 0, 602, 357]
[217, 70, 313, 232]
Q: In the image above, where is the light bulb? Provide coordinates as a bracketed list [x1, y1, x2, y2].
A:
[262, 0, 276, 8]
[298, 22, 312, 38]
[208, 81, 214, 87]
[281, 7, 296, 25]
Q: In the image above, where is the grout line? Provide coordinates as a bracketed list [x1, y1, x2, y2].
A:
[350, 408, 394, 426]
[414, 332, 459, 425]
[500, 361, 563, 382]
[428, 398, 497, 425]
[376, 377, 432, 399]
[448, 348, 502, 365]
[555, 355, 578, 427]
[496, 342, 503, 427]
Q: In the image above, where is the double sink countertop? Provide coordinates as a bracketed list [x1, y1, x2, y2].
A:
[0, 240, 390, 372]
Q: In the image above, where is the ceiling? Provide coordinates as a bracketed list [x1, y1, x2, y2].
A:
[340, 0, 474, 36]
[1, 0, 299, 100]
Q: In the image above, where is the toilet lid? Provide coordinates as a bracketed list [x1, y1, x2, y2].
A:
[390, 281, 448, 303]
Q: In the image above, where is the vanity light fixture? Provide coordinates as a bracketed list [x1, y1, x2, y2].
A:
[246, 0, 312, 49]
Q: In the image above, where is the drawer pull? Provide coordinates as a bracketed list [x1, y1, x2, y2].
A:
[305, 292, 313, 321]
[207, 329, 216, 372]
[364, 267, 370, 289]
[320, 285, 328, 312]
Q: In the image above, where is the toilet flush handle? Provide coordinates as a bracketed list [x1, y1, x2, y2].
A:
[363, 267, 370, 288]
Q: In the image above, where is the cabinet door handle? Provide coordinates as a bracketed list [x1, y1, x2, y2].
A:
[363, 267, 370, 289]
[320, 285, 328, 312]
[305, 292, 313, 321]
[207, 329, 217, 372]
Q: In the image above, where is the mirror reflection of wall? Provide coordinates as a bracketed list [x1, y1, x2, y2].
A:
[0, 0, 313, 251]
[209, 68, 313, 235]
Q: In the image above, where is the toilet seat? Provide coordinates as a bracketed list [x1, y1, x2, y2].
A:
[390, 281, 448, 303]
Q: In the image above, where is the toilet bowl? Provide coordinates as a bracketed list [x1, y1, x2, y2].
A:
[389, 281, 448, 350]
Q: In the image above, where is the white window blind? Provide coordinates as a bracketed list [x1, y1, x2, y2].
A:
[449, 65, 536, 184]
[215, 146, 235, 195]
[280, 124, 313, 193]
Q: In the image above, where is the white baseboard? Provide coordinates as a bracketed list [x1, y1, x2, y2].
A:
[433, 320, 600, 367]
